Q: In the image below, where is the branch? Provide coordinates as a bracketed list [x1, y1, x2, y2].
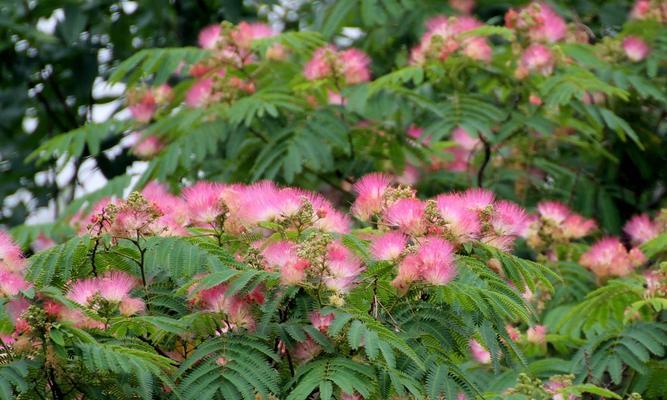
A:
[476, 134, 492, 188]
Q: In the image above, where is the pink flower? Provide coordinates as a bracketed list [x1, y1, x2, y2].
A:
[304, 192, 351, 234]
[281, 259, 309, 285]
[182, 181, 226, 227]
[537, 201, 571, 224]
[630, 0, 651, 20]
[324, 241, 364, 293]
[351, 173, 393, 221]
[418, 237, 457, 285]
[491, 200, 529, 237]
[341, 393, 363, 400]
[198, 24, 221, 49]
[562, 214, 597, 239]
[119, 297, 146, 316]
[506, 324, 521, 341]
[519, 44, 554, 76]
[98, 271, 138, 302]
[185, 78, 214, 108]
[0, 230, 25, 273]
[435, 193, 482, 241]
[0, 270, 28, 297]
[340, 48, 372, 84]
[384, 198, 426, 235]
[261, 241, 298, 271]
[623, 36, 650, 61]
[131, 133, 164, 159]
[304, 46, 336, 81]
[463, 36, 492, 62]
[450, 0, 475, 14]
[461, 188, 495, 211]
[579, 237, 645, 278]
[624, 214, 659, 245]
[32, 233, 55, 253]
[370, 232, 408, 261]
[309, 311, 334, 332]
[526, 324, 547, 344]
[232, 22, 275, 49]
[469, 339, 491, 364]
[129, 91, 156, 123]
[293, 337, 321, 363]
[506, 3, 567, 43]
[67, 277, 100, 305]
[142, 181, 189, 225]
[392, 253, 422, 293]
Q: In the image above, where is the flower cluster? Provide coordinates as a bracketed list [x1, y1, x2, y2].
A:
[410, 15, 492, 64]
[0, 231, 30, 345]
[63, 271, 146, 328]
[623, 210, 665, 245]
[630, 0, 667, 23]
[579, 237, 646, 278]
[303, 45, 372, 85]
[522, 200, 597, 250]
[127, 84, 173, 123]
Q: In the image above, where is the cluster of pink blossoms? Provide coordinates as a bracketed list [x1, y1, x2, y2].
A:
[127, 84, 173, 123]
[410, 15, 492, 64]
[406, 126, 481, 173]
[0, 231, 30, 345]
[623, 212, 664, 245]
[505, 2, 571, 78]
[63, 271, 146, 328]
[579, 237, 646, 278]
[303, 45, 371, 85]
[188, 282, 264, 331]
[630, 0, 667, 23]
[352, 173, 530, 291]
[522, 200, 597, 250]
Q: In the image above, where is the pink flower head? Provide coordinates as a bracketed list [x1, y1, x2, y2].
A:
[351, 173, 393, 221]
[435, 193, 482, 241]
[119, 297, 146, 316]
[396, 164, 420, 186]
[370, 232, 408, 261]
[182, 181, 226, 227]
[461, 188, 495, 212]
[131, 133, 164, 159]
[0, 230, 25, 273]
[235, 184, 304, 226]
[519, 44, 554, 76]
[98, 271, 138, 302]
[309, 310, 335, 332]
[32, 233, 55, 253]
[407, 125, 429, 144]
[324, 241, 364, 293]
[506, 324, 521, 341]
[128, 91, 156, 123]
[392, 253, 422, 292]
[463, 36, 492, 62]
[537, 201, 571, 224]
[450, 0, 475, 14]
[623, 36, 650, 62]
[259, 240, 309, 285]
[526, 324, 547, 344]
[534, 3, 567, 43]
[142, 182, 188, 224]
[304, 46, 336, 81]
[0, 270, 29, 297]
[624, 214, 659, 245]
[304, 192, 351, 233]
[185, 78, 214, 108]
[416, 237, 457, 285]
[630, 0, 652, 20]
[340, 48, 372, 84]
[67, 277, 99, 305]
[579, 237, 645, 278]
[384, 198, 426, 235]
[469, 339, 491, 364]
[491, 200, 529, 237]
[198, 24, 221, 49]
[293, 337, 321, 363]
[562, 214, 597, 239]
[232, 22, 275, 49]
[452, 127, 480, 151]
